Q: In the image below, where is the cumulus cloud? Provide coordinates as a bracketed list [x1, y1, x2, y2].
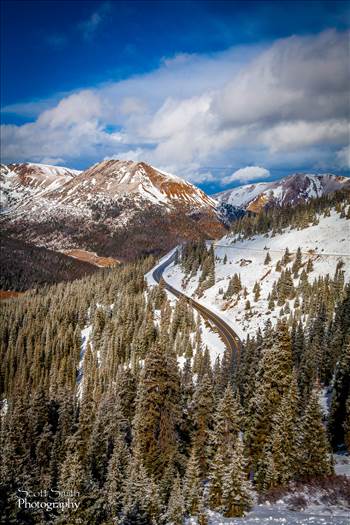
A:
[222, 166, 271, 185]
[1, 29, 349, 182]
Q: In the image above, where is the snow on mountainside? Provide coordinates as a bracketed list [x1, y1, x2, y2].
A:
[0, 162, 81, 211]
[0, 159, 224, 260]
[215, 173, 350, 212]
[46, 159, 217, 209]
[163, 205, 350, 340]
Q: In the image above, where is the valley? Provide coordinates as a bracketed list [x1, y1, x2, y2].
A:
[1, 162, 349, 525]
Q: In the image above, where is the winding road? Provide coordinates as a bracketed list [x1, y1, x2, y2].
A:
[152, 251, 241, 356]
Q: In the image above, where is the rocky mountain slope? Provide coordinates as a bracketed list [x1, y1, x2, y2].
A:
[0, 160, 225, 261]
[0, 162, 81, 210]
[215, 173, 350, 212]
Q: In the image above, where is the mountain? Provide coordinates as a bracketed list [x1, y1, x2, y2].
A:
[214, 173, 350, 212]
[0, 162, 81, 211]
[1, 160, 225, 262]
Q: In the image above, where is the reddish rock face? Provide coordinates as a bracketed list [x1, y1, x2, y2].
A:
[215, 173, 350, 212]
[1, 160, 225, 260]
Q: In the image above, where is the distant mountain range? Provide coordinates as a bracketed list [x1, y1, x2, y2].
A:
[214, 173, 350, 212]
[1, 161, 349, 272]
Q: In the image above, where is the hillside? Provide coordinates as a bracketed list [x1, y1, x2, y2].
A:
[215, 173, 350, 212]
[163, 193, 350, 339]
[0, 160, 224, 261]
[0, 235, 99, 291]
[0, 162, 81, 211]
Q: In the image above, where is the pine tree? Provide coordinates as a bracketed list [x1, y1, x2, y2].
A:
[183, 445, 202, 515]
[292, 247, 302, 277]
[264, 375, 300, 488]
[192, 374, 215, 478]
[246, 320, 293, 472]
[105, 433, 130, 517]
[132, 342, 180, 479]
[306, 258, 314, 273]
[122, 448, 160, 523]
[166, 474, 185, 525]
[208, 446, 226, 509]
[253, 281, 261, 302]
[212, 386, 241, 451]
[299, 388, 333, 479]
[264, 252, 271, 265]
[328, 339, 350, 449]
[221, 438, 252, 518]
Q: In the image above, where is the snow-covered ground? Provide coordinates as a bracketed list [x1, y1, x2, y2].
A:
[163, 209, 350, 339]
[185, 455, 350, 525]
[146, 249, 226, 365]
[334, 455, 350, 478]
[187, 505, 350, 524]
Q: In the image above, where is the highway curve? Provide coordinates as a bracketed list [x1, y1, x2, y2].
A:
[152, 251, 241, 356]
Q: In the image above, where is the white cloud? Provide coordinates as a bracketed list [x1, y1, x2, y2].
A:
[222, 166, 271, 185]
[261, 119, 349, 152]
[1, 30, 349, 182]
[38, 90, 102, 127]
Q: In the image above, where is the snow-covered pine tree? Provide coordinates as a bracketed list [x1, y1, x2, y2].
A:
[183, 445, 202, 515]
[165, 474, 185, 525]
[264, 252, 271, 265]
[105, 432, 130, 518]
[298, 388, 333, 479]
[262, 374, 300, 489]
[208, 445, 226, 509]
[246, 320, 293, 473]
[132, 341, 180, 480]
[192, 373, 215, 478]
[221, 438, 252, 517]
[328, 339, 350, 450]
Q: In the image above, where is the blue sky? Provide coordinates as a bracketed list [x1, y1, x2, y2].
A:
[1, 0, 349, 193]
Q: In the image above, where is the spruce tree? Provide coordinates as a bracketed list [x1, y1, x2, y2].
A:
[299, 388, 333, 479]
[264, 252, 271, 265]
[208, 446, 226, 509]
[221, 438, 252, 518]
[105, 433, 130, 517]
[183, 445, 202, 515]
[263, 375, 300, 488]
[166, 474, 185, 525]
[246, 320, 293, 472]
[132, 342, 180, 479]
[328, 339, 350, 449]
[192, 373, 215, 478]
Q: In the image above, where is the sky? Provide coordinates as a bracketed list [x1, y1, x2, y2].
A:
[1, 0, 349, 193]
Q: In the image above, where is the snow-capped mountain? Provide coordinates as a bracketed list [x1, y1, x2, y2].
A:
[43, 159, 217, 209]
[1, 160, 224, 260]
[215, 173, 350, 212]
[0, 162, 81, 211]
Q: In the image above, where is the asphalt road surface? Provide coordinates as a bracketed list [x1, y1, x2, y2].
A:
[152, 251, 241, 356]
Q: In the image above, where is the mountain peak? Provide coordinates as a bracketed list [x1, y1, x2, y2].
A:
[214, 172, 350, 212]
[50, 158, 216, 209]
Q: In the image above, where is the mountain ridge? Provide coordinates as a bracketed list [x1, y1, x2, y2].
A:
[214, 172, 350, 212]
[0, 159, 225, 261]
